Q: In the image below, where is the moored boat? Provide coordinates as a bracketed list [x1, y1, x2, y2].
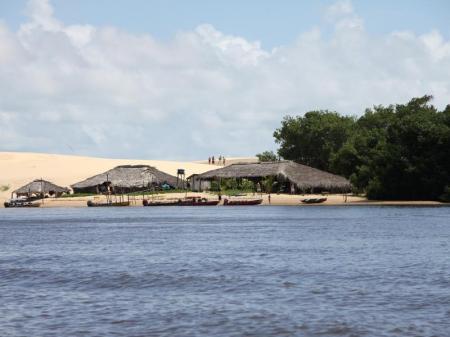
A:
[4, 199, 41, 208]
[143, 196, 219, 206]
[87, 200, 130, 207]
[143, 199, 179, 206]
[301, 197, 327, 204]
[223, 198, 263, 206]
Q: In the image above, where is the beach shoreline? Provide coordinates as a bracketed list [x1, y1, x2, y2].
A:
[1, 152, 448, 208]
[4, 192, 446, 208]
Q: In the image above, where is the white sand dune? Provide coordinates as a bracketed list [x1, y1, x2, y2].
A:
[1, 152, 253, 203]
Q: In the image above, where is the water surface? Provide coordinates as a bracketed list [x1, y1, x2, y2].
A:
[1, 206, 449, 336]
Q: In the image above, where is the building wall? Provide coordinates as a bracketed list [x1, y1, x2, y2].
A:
[190, 176, 211, 192]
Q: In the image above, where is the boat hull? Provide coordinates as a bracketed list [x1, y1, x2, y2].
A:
[87, 200, 130, 207]
[301, 197, 327, 204]
[223, 199, 263, 206]
[143, 199, 219, 206]
[4, 201, 40, 208]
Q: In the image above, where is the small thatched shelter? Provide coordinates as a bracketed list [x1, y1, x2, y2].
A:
[192, 161, 352, 193]
[189, 174, 211, 191]
[13, 179, 69, 198]
[71, 165, 179, 194]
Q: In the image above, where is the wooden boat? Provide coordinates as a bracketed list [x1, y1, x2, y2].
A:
[301, 197, 327, 204]
[180, 197, 220, 206]
[143, 196, 219, 206]
[4, 199, 41, 208]
[223, 198, 263, 206]
[87, 200, 130, 207]
[143, 199, 179, 206]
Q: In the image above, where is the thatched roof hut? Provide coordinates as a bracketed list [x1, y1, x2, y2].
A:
[13, 179, 69, 197]
[71, 165, 178, 194]
[193, 161, 352, 192]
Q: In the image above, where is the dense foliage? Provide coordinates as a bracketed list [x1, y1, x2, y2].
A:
[268, 96, 450, 200]
[273, 111, 355, 171]
[256, 151, 278, 162]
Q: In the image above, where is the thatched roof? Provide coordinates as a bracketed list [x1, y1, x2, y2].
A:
[71, 165, 178, 190]
[194, 161, 352, 191]
[13, 179, 69, 195]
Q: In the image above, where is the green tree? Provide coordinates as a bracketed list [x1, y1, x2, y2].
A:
[332, 95, 450, 200]
[256, 150, 278, 162]
[273, 110, 355, 171]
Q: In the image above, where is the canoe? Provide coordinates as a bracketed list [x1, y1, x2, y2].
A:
[4, 201, 41, 208]
[183, 199, 220, 206]
[87, 200, 130, 207]
[143, 199, 179, 206]
[223, 198, 263, 206]
[301, 197, 327, 204]
[143, 197, 219, 206]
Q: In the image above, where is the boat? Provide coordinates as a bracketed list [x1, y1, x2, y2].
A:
[87, 200, 130, 207]
[179, 196, 220, 206]
[301, 197, 327, 204]
[143, 196, 219, 206]
[143, 199, 179, 206]
[4, 198, 41, 208]
[223, 198, 263, 206]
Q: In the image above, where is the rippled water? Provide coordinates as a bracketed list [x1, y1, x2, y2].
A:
[1, 206, 450, 336]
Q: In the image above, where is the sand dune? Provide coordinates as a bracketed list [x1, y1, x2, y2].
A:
[1, 152, 249, 203]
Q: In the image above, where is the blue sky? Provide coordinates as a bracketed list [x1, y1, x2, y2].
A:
[0, 0, 449, 159]
[1, 0, 449, 49]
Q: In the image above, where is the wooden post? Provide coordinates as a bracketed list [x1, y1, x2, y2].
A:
[41, 178, 44, 205]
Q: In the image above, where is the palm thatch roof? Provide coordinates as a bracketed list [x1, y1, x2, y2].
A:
[147, 166, 179, 187]
[194, 161, 352, 191]
[13, 179, 69, 195]
[71, 165, 178, 190]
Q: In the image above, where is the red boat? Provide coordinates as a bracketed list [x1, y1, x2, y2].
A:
[143, 196, 219, 206]
[223, 198, 263, 206]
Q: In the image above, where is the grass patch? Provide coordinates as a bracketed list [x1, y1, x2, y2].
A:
[0, 185, 10, 192]
[128, 189, 190, 196]
[61, 193, 96, 198]
[211, 189, 255, 196]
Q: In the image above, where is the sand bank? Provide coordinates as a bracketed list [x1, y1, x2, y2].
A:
[1, 152, 447, 208]
[21, 192, 448, 208]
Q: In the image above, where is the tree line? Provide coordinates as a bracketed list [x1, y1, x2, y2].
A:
[257, 95, 450, 201]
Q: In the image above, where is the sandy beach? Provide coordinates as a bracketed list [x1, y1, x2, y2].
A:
[34, 192, 446, 208]
[0, 152, 219, 205]
[1, 152, 447, 207]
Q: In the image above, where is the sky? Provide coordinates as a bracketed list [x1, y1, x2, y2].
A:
[0, 0, 449, 160]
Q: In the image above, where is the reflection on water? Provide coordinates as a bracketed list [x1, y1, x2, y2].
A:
[1, 206, 450, 336]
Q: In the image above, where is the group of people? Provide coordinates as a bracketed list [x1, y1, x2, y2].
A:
[208, 155, 226, 166]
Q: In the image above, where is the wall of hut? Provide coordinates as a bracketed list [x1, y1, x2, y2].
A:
[189, 175, 211, 192]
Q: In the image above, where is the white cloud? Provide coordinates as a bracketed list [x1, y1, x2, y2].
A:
[0, 0, 449, 159]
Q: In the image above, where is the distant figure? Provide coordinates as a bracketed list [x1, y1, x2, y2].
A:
[268, 193, 271, 204]
[218, 155, 222, 164]
[256, 182, 261, 193]
[208, 157, 211, 165]
[212, 156, 215, 165]
[222, 157, 226, 166]
[218, 191, 222, 202]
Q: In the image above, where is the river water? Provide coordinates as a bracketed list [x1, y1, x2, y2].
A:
[1, 206, 449, 336]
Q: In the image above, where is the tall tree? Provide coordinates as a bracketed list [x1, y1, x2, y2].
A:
[332, 95, 450, 200]
[273, 110, 355, 171]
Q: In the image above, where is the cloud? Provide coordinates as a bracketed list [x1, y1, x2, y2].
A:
[0, 0, 449, 159]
